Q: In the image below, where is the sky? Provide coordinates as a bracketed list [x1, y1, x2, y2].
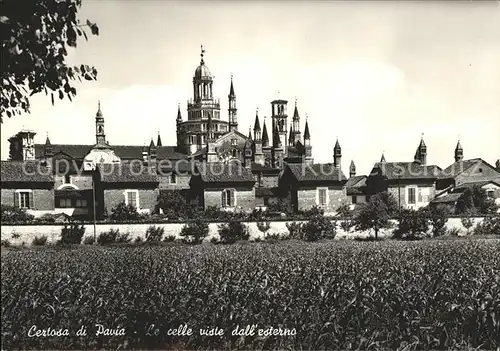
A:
[1, 0, 500, 175]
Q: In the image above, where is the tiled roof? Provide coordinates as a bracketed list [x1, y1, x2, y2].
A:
[346, 175, 367, 195]
[98, 162, 158, 183]
[157, 160, 199, 174]
[286, 163, 347, 183]
[369, 162, 441, 180]
[430, 193, 462, 204]
[439, 158, 482, 179]
[255, 187, 279, 197]
[251, 163, 281, 173]
[35, 144, 186, 160]
[454, 180, 500, 191]
[1, 160, 54, 182]
[55, 189, 92, 199]
[196, 162, 255, 183]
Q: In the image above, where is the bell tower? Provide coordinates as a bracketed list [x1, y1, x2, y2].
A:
[271, 98, 288, 156]
[95, 101, 106, 145]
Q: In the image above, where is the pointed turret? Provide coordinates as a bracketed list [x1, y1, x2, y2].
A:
[229, 75, 235, 97]
[44, 134, 54, 158]
[248, 127, 253, 140]
[288, 122, 294, 146]
[157, 131, 162, 147]
[291, 97, 301, 144]
[303, 119, 310, 143]
[95, 100, 106, 145]
[228, 74, 238, 131]
[333, 138, 342, 169]
[454, 140, 463, 162]
[349, 160, 356, 178]
[380, 153, 386, 163]
[273, 125, 282, 148]
[414, 147, 421, 164]
[496, 159, 500, 172]
[303, 117, 313, 164]
[417, 135, 427, 165]
[176, 104, 182, 125]
[253, 109, 261, 141]
[262, 119, 269, 147]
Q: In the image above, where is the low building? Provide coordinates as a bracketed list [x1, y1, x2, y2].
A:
[345, 160, 367, 208]
[0, 161, 55, 215]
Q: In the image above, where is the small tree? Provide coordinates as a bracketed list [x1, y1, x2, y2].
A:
[302, 214, 336, 241]
[461, 213, 474, 234]
[218, 221, 249, 244]
[354, 192, 395, 239]
[286, 221, 303, 240]
[456, 186, 498, 215]
[1, 205, 34, 223]
[179, 217, 209, 244]
[145, 225, 164, 242]
[337, 204, 353, 232]
[393, 208, 429, 240]
[59, 223, 85, 244]
[110, 202, 140, 221]
[157, 190, 198, 220]
[256, 220, 271, 234]
[427, 206, 448, 237]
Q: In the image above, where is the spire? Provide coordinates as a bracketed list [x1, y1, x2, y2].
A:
[416, 134, 427, 165]
[229, 73, 235, 97]
[176, 104, 182, 124]
[253, 108, 261, 131]
[248, 126, 252, 140]
[157, 131, 162, 147]
[414, 148, 421, 164]
[419, 133, 426, 148]
[200, 44, 205, 65]
[496, 159, 500, 171]
[349, 160, 356, 177]
[262, 118, 269, 146]
[149, 138, 155, 148]
[45, 134, 51, 146]
[333, 138, 342, 168]
[44, 133, 53, 158]
[288, 122, 294, 146]
[334, 138, 341, 151]
[454, 139, 463, 162]
[273, 125, 282, 148]
[96, 100, 102, 117]
[380, 152, 386, 163]
[303, 119, 310, 140]
[293, 97, 300, 120]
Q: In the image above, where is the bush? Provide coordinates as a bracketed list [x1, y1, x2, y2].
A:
[134, 236, 143, 243]
[461, 215, 474, 234]
[393, 208, 429, 240]
[473, 216, 500, 235]
[337, 204, 353, 232]
[83, 236, 95, 245]
[256, 220, 271, 234]
[1, 205, 34, 223]
[32, 235, 48, 246]
[59, 223, 85, 245]
[286, 221, 303, 240]
[145, 225, 164, 242]
[109, 202, 141, 221]
[1, 239, 11, 247]
[354, 192, 396, 239]
[179, 217, 209, 244]
[97, 228, 131, 245]
[157, 190, 199, 220]
[447, 227, 461, 236]
[302, 215, 336, 242]
[218, 221, 249, 244]
[163, 235, 176, 242]
[427, 206, 448, 237]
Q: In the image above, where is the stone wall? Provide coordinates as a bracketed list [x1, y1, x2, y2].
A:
[1, 217, 488, 246]
[1, 188, 54, 210]
[204, 187, 255, 211]
[103, 188, 159, 214]
[297, 185, 346, 213]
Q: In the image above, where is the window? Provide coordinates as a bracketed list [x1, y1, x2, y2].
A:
[352, 196, 357, 204]
[18, 191, 31, 209]
[76, 199, 88, 208]
[408, 187, 416, 205]
[478, 168, 483, 173]
[317, 187, 328, 207]
[64, 174, 71, 184]
[487, 190, 495, 199]
[222, 189, 235, 207]
[59, 198, 72, 208]
[125, 190, 139, 208]
[169, 172, 177, 184]
[231, 138, 237, 146]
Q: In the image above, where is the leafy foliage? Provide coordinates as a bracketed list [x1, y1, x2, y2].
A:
[156, 191, 198, 219]
[354, 192, 396, 239]
[393, 208, 429, 240]
[256, 220, 271, 233]
[427, 206, 448, 237]
[110, 202, 141, 221]
[455, 186, 498, 215]
[286, 221, 303, 240]
[97, 228, 131, 245]
[336, 204, 353, 232]
[31, 235, 47, 246]
[218, 221, 249, 244]
[461, 215, 474, 234]
[1, 0, 99, 121]
[2, 241, 500, 349]
[301, 215, 336, 241]
[145, 225, 164, 242]
[59, 223, 85, 244]
[179, 217, 209, 244]
[1, 205, 34, 223]
[473, 215, 500, 235]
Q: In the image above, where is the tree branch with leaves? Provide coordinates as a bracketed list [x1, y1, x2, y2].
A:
[1, 0, 99, 122]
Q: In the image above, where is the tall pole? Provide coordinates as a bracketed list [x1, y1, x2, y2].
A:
[398, 175, 401, 215]
[92, 178, 97, 244]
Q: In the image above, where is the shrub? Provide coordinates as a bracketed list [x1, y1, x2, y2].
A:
[97, 228, 131, 245]
[337, 204, 353, 232]
[163, 235, 176, 242]
[218, 221, 249, 244]
[145, 225, 164, 242]
[354, 192, 396, 239]
[156, 190, 199, 220]
[83, 236, 95, 245]
[393, 208, 429, 240]
[264, 232, 283, 242]
[179, 217, 209, 244]
[109, 202, 141, 221]
[11, 232, 20, 239]
[447, 227, 461, 236]
[134, 236, 143, 243]
[473, 216, 500, 235]
[1, 239, 11, 247]
[286, 221, 303, 240]
[302, 215, 336, 241]
[455, 186, 498, 215]
[210, 237, 220, 244]
[59, 223, 85, 245]
[427, 206, 448, 237]
[1, 205, 34, 223]
[32, 235, 48, 246]
[256, 220, 271, 234]
[461, 215, 474, 234]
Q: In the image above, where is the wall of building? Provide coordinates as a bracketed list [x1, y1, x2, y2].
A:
[347, 194, 367, 205]
[204, 186, 255, 211]
[103, 188, 159, 214]
[455, 162, 500, 185]
[261, 174, 279, 188]
[54, 174, 93, 190]
[296, 185, 347, 213]
[1, 188, 54, 210]
[158, 174, 191, 190]
[388, 182, 436, 210]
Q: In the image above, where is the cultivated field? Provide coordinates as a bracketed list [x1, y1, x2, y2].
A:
[2, 240, 500, 350]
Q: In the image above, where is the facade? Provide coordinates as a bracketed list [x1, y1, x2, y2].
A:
[345, 160, 368, 208]
[366, 138, 441, 210]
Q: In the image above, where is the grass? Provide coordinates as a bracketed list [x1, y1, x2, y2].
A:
[1, 240, 499, 350]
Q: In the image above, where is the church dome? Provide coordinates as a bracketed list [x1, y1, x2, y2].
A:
[194, 64, 212, 78]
